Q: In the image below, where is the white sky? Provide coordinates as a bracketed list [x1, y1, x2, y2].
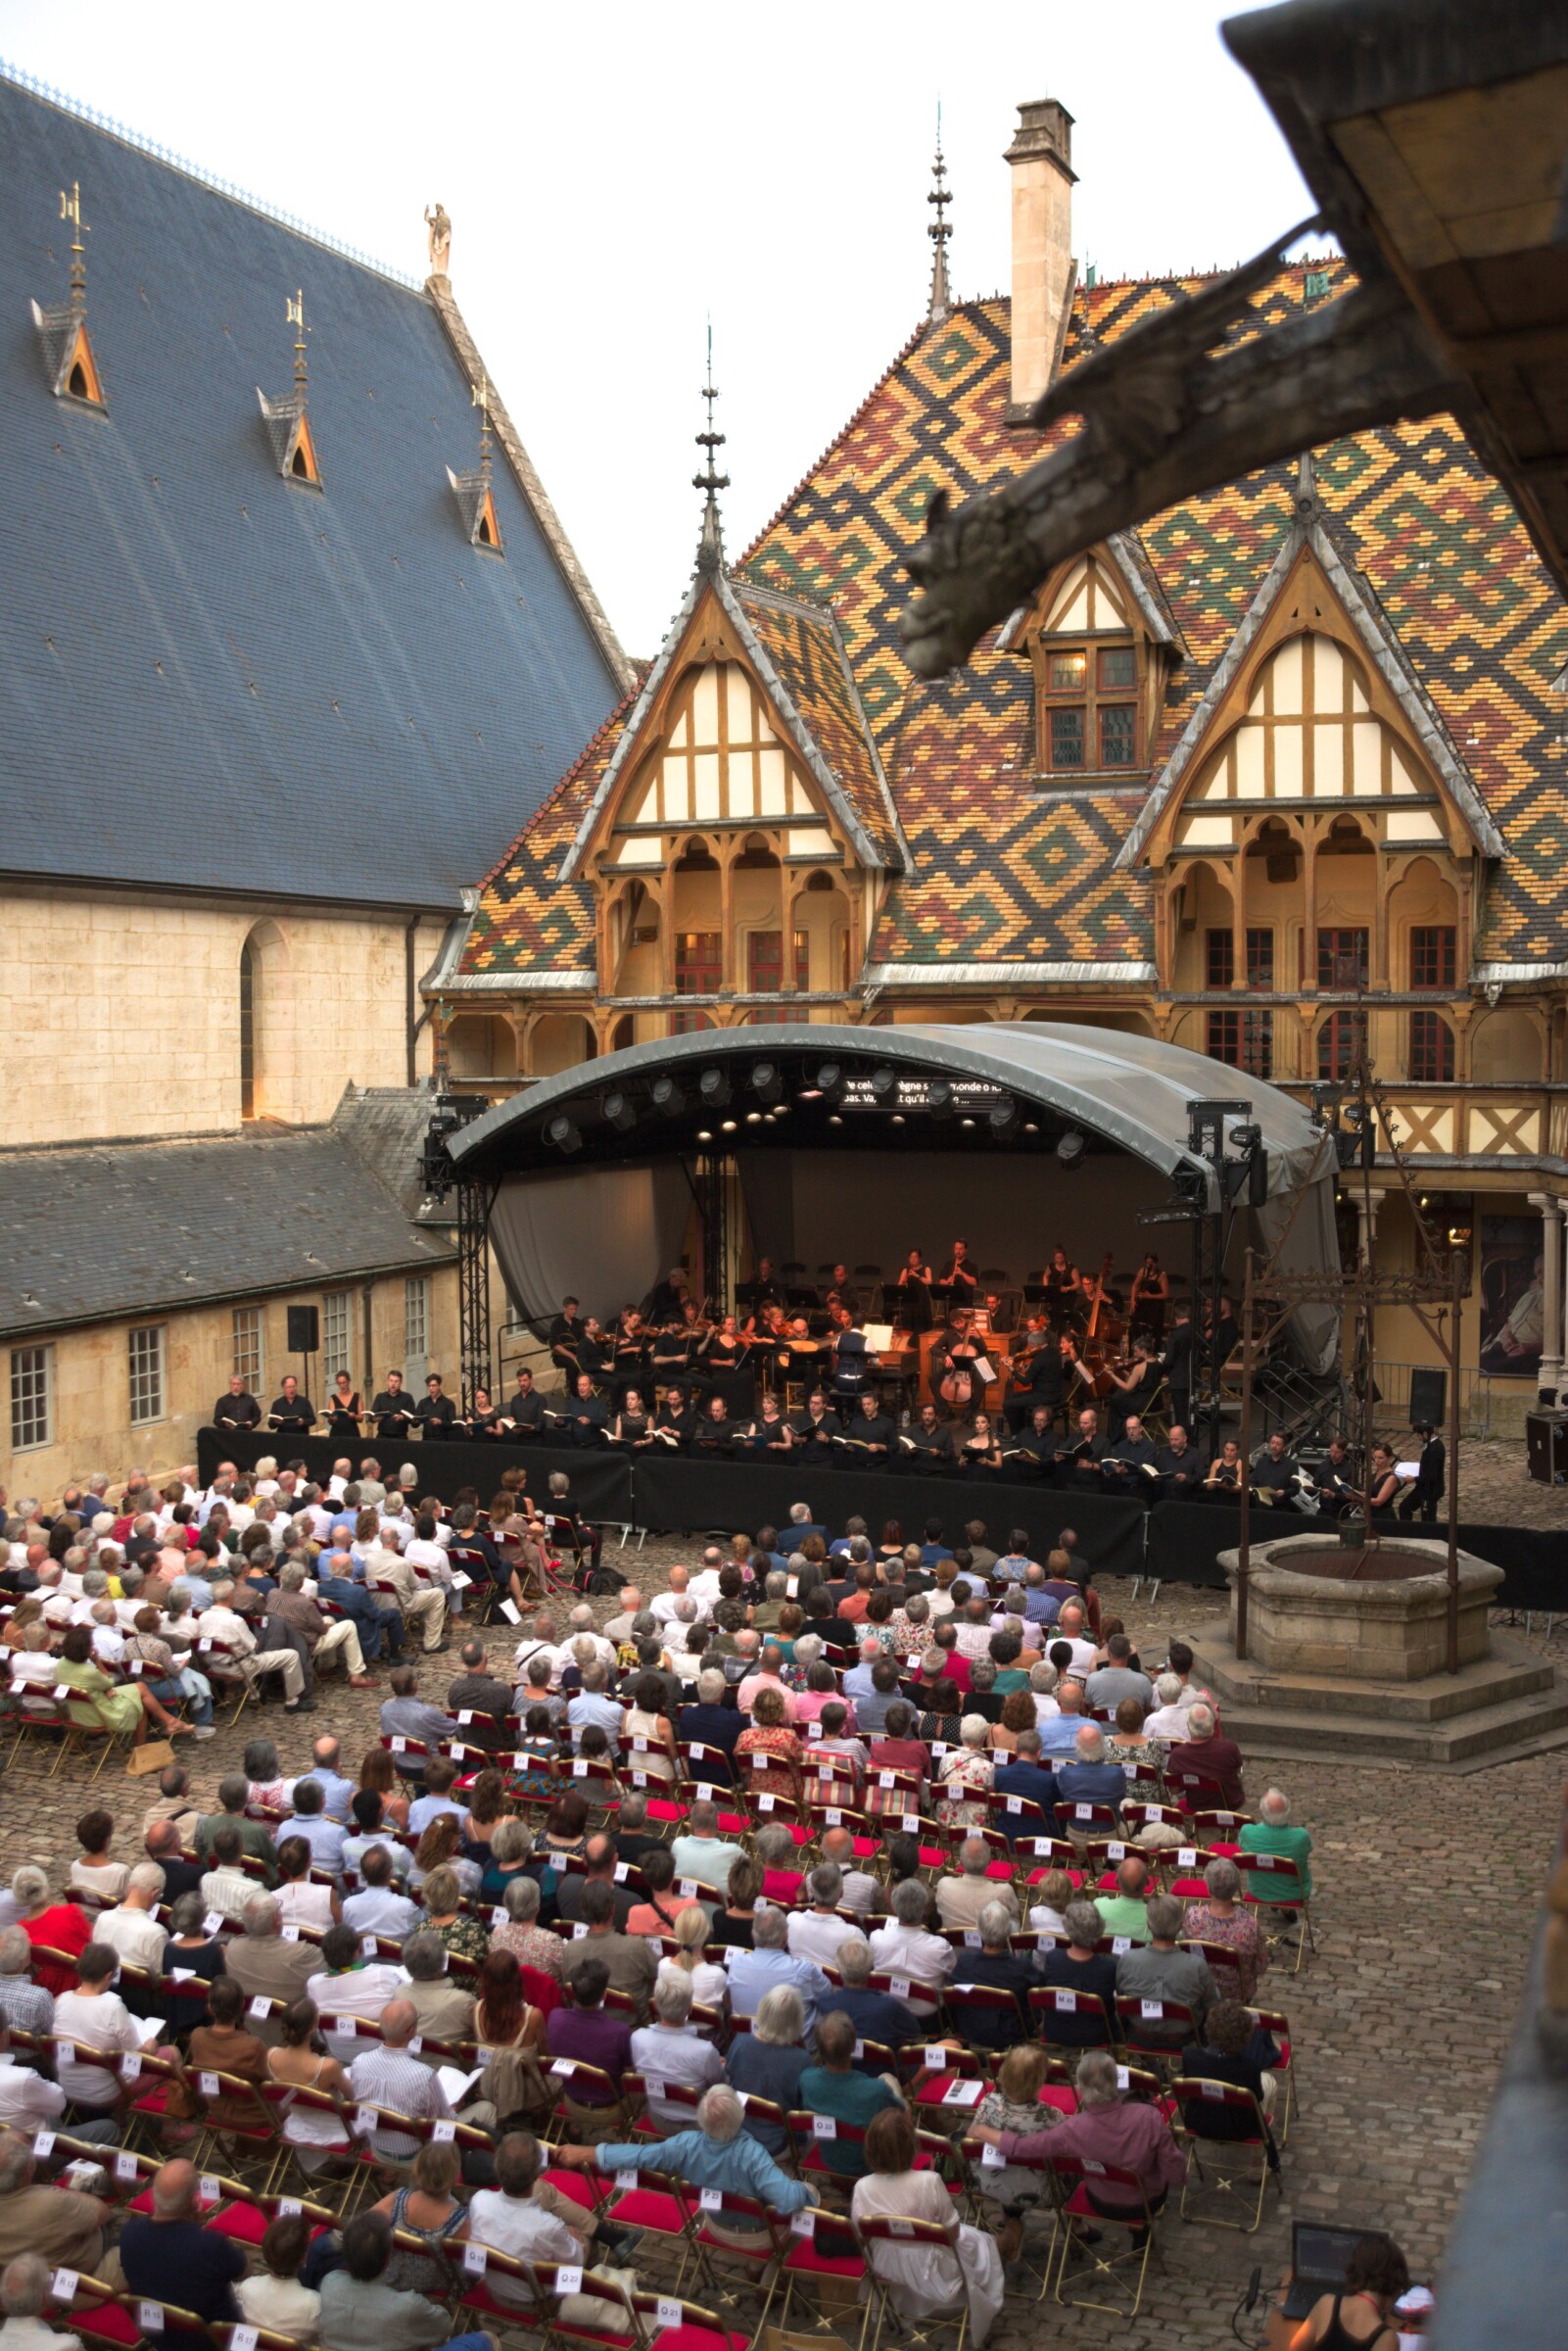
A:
[1, 0, 1316, 657]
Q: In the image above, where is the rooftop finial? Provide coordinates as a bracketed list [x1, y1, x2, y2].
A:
[473, 372, 493, 484]
[59, 180, 88, 315]
[692, 319, 729, 575]
[927, 107, 952, 324]
[287, 288, 309, 399]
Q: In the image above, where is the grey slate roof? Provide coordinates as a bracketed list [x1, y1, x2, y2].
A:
[0, 72, 622, 909]
[0, 1102, 453, 1343]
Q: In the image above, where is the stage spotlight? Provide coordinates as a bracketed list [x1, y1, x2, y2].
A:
[1056, 1129, 1086, 1171]
[815, 1061, 846, 1101]
[1023, 1122, 1039, 1135]
[745, 1111, 762, 1125]
[926, 1080, 955, 1121]
[649, 1074, 686, 1117]
[698, 1067, 731, 1109]
[890, 1114, 905, 1127]
[695, 1128, 713, 1143]
[750, 1060, 784, 1103]
[828, 1114, 843, 1128]
[868, 1065, 897, 1102]
[721, 1119, 737, 1133]
[988, 1096, 1019, 1136]
[546, 1113, 582, 1156]
[960, 1117, 975, 1129]
[599, 1088, 637, 1134]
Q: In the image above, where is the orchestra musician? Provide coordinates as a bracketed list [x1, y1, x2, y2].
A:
[932, 1309, 987, 1416]
[900, 1399, 955, 1470]
[1155, 1424, 1207, 1498]
[214, 1373, 262, 1431]
[370, 1369, 415, 1442]
[1104, 1341, 1161, 1440]
[613, 1309, 647, 1389]
[267, 1375, 314, 1436]
[895, 1248, 934, 1333]
[324, 1371, 363, 1444]
[648, 1265, 691, 1322]
[1043, 1246, 1083, 1326]
[412, 1372, 458, 1443]
[577, 1316, 612, 1382]
[1128, 1252, 1170, 1343]
[938, 1239, 979, 1300]
[649, 1313, 694, 1386]
[549, 1296, 586, 1381]
[825, 1262, 859, 1315]
[1159, 1308, 1194, 1437]
[749, 1256, 784, 1309]
[702, 1313, 747, 1379]
[1399, 1423, 1446, 1523]
[831, 1313, 871, 1408]
[1005, 1312, 1064, 1431]
[1000, 1402, 1059, 1477]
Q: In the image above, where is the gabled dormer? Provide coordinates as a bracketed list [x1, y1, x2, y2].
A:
[258, 290, 322, 488]
[32, 180, 106, 408]
[998, 532, 1183, 784]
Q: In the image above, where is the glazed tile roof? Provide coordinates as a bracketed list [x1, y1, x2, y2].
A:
[732, 579, 906, 868]
[465, 256, 1568, 980]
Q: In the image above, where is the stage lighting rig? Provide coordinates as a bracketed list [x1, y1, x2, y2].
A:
[926, 1080, 955, 1121]
[815, 1061, 846, 1102]
[1056, 1128, 1085, 1170]
[988, 1096, 1020, 1137]
[698, 1067, 732, 1110]
[868, 1066, 897, 1103]
[750, 1061, 784, 1104]
[649, 1074, 686, 1118]
[546, 1113, 582, 1156]
[600, 1088, 637, 1133]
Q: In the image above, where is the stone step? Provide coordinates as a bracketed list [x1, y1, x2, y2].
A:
[1189, 1629, 1556, 1723]
[1211, 1682, 1568, 1769]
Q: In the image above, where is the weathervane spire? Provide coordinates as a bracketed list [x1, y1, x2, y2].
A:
[287, 288, 309, 399]
[692, 319, 729, 575]
[473, 372, 493, 484]
[59, 180, 88, 315]
[927, 106, 953, 324]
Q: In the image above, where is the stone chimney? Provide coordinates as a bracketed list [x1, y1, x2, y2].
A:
[1005, 98, 1076, 416]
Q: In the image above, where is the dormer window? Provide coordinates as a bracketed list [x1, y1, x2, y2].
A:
[1043, 641, 1138, 771]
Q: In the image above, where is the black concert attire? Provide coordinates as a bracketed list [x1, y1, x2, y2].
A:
[370, 1390, 415, 1442]
[1161, 1322, 1194, 1433]
[1001, 1418, 1058, 1477]
[1005, 1332, 1064, 1430]
[1108, 1356, 1161, 1443]
[468, 1405, 505, 1441]
[1400, 1435, 1447, 1523]
[549, 1313, 586, 1378]
[610, 1409, 655, 1452]
[1250, 1449, 1301, 1509]
[690, 1412, 739, 1461]
[1204, 1457, 1245, 1497]
[840, 1408, 895, 1465]
[901, 1417, 955, 1471]
[745, 1413, 795, 1460]
[932, 1325, 985, 1415]
[649, 1278, 692, 1323]
[267, 1393, 314, 1435]
[895, 1265, 933, 1333]
[831, 1327, 871, 1406]
[957, 1428, 1000, 1474]
[413, 1391, 458, 1443]
[650, 1326, 693, 1385]
[793, 1406, 841, 1465]
[324, 1391, 363, 1444]
[505, 1385, 546, 1435]
[940, 1253, 979, 1300]
[1316, 1455, 1358, 1510]
[825, 1283, 860, 1319]
[1065, 1428, 1106, 1485]
[654, 1400, 697, 1452]
[563, 1394, 610, 1449]
[213, 1389, 261, 1431]
[1044, 1264, 1083, 1329]
[1101, 1431, 1160, 1491]
[1156, 1441, 1207, 1499]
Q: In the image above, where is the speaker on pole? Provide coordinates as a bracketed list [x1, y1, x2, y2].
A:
[287, 1306, 320, 1355]
[1408, 1367, 1447, 1427]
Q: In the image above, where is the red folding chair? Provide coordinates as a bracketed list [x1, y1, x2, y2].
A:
[1113, 1993, 1200, 2070]
[1048, 2151, 1160, 2316]
[855, 2209, 974, 2351]
[1027, 1985, 1114, 2051]
[1170, 2075, 1278, 2231]
[1234, 1851, 1315, 1968]
[775, 2204, 869, 2344]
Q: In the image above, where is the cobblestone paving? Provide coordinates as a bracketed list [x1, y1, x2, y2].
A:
[6, 1525, 1559, 2351]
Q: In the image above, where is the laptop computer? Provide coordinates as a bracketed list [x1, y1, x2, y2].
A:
[1282, 2225, 1394, 2320]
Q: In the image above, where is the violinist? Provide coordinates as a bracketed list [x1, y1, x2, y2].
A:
[1155, 1424, 1207, 1499]
[549, 1297, 586, 1380]
[957, 1409, 1002, 1474]
[895, 1248, 934, 1332]
[613, 1308, 647, 1386]
[793, 1388, 842, 1464]
[703, 1314, 747, 1378]
[370, 1368, 415, 1442]
[324, 1371, 363, 1444]
[900, 1399, 955, 1471]
[933, 1309, 986, 1416]
[649, 1312, 693, 1386]
[649, 1265, 691, 1322]
[1204, 1439, 1244, 1493]
[1001, 1403, 1059, 1477]
[1128, 1252, 1169, 1343]
[825, 1263, 859, 1315]
[609, 1388, 656, 1452]
[1005, 1313, 1063, 1430]
[1105, 1342, 1160, 1440]
[1065, 1405, 1106, 1485]
[576, 1316, 611, 1382]
[655, 1384, 697, 1452]
[939, 1240, 979, 1301]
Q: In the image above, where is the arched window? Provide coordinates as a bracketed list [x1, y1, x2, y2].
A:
[1318, 1008, 1366, 1080]
[239, 937, 258, 1119]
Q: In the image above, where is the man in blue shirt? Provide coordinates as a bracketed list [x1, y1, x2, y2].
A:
[918, 1521, 954, 1567]
[1035, 1698, 1091, 1758]
[281, 1778, 348, 1874]
[406, 1756, 465, 1835]
[319, 1553, 404, 1661]
[992, 1729, 1059, 1840]
[727, 1906, 832, 2034]
[1055, 1724, 1132, 1815]
[553, 2083, 808, 2213]
[1021, 1564, 1061, 1627]
[298, 1735, 356, 1824]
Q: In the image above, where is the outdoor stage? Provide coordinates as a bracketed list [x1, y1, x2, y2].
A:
[196, 1424, 1567, 1605]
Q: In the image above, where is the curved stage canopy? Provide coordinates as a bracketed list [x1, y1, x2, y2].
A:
[450, 1023, 1341, 1369]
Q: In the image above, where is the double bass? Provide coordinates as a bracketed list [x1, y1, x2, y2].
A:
[1070, 1254, 1119, 1400]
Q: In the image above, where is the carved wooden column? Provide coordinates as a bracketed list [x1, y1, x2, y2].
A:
[1528, 1190, 1565, 1401]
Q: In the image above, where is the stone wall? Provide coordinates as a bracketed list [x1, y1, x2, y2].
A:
[1, 887, 450, 1146]
[4, 1266, 458, 1503]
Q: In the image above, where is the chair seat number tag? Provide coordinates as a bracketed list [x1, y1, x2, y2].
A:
[1054, 1991, 1073, 2012]
[1178, 1848, 1198, 1868]
[889, 1975, 911, 1998]
[888, 2220, 913, 2238]
[432, 2119, 456, 2142]
[615, 2170, 637, 2190]
[1074, 1804, 1092, 1820]
[790, 2212, 814, 2237]
[1141, 1999, 1164, 2018]
[555, 2267, 583, 2296]
[50, 2272, 76, 2304]
[1113, 1937, 1132, 1956]
[699, 2187, 723, 2210]
[980, 2143, 1007, 2169]
[115, 2153, 140, 2182]
[813, 2115, 836, 2139]
[137, 2305, 165, 2332]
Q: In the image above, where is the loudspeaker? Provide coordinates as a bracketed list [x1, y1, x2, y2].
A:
[286, 1306, 319, 1354]
[1408, 1367, 1447, 1428]
[1526, 1413, 1568, 1485]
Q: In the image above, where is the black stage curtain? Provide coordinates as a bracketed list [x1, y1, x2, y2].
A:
[196, 1428, 635, 1523]
[1144, 1499, 1304, 1590]
[632, 1454, 1149, 1577]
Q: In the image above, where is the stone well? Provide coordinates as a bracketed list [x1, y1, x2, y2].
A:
[1217, 1533, 1503, 1680]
